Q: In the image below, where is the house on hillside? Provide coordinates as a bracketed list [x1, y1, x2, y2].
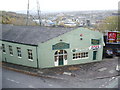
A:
[1, 24, 104, 68]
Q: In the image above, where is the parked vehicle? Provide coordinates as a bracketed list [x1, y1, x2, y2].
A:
[103, 48, 113, 58]
[114, 48, 120, 56]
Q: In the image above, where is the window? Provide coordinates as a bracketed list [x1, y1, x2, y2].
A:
[54, 50, 67, 62]
[73, 54, 76, 59]
[9, 45, 13, 55]
[64, 55, 67, 60]
[73, 52, 88, 60]
[55, 50, 67, 55]
[59, 50, 63, 54]
[2, 44, 6, 53]
[27, 49, 33, 60]
[0, 45, 2, 51]
[55, 56, 58, 62]
[17, 47, 22, 58]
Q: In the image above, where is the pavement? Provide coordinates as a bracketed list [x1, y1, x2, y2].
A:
[1, 56, 120, 81]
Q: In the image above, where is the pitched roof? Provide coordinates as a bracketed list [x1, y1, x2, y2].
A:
[1, 24, 76, 45]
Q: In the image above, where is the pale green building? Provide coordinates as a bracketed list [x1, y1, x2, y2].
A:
[1, 24, 104, 68]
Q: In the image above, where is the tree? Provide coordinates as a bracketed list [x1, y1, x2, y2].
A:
[95, 16, 119, 32]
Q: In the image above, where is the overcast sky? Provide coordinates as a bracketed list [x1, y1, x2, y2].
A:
[0, 0, 119, 12]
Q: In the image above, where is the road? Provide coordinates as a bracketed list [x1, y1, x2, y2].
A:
[0, 67, 2, 89]
[2, 68, 66, 88]
[107, 76, 120, 88]
[2, 67, 119, 88]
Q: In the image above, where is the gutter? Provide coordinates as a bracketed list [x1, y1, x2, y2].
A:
[1, 40, 37, 46]
[36, 46, 39, 68]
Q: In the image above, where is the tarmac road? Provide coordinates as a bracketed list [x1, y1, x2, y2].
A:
[107, 76, 120, 88]
[2, 67, 119, 88]
[1, 56, 120, 88]
[2, 68, 67, 88]
[0, 67, 2, 89]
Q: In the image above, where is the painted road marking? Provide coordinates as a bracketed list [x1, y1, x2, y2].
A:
[7, 78, 20, 84]
[106, 78, 118, 88]
[99, 81, 109, 88]
[101, 84, 105, 87]
[48, 84, 53, 87]
[28, 85, 35, 88]
[99, 77, 117, 88]
[7, 78, 36, 88]
[105, 81, 108, 84]
[109, 78, 112, 81]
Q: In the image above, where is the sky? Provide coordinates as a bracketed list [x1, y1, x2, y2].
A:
[0, 0, 119, 13]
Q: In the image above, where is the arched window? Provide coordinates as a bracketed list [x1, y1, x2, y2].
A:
[54, 50, 67, 56]
[54, 50, 67, 61]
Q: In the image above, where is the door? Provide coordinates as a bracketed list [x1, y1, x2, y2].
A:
[93, 51, 97, 60]
[59, 55, 63, 65]
[54, 50, 67, 66]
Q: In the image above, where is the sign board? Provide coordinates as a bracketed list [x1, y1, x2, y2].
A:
[52, 42, 70, 50]
[108, 32, 117, 43]
[117, 32, 120, 43]
[107, 31, 120, 44]
[89, 45, 101, 50]
[91, 39, 100, 45]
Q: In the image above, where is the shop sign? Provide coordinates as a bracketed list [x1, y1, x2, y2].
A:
[91, 39, 100, 45]
[107, 32, 117, 43]
[117, 32, 120, 43]
[107, 32, 120, 44]
[108, 32, 117, 40]
[89, 45, 101, 50]
[52, 42, 70, 50]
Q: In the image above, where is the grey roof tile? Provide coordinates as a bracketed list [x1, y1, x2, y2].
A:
[1, 24, 76, 45]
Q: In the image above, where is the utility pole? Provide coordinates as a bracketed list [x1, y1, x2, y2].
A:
[26, 0, 30, 25]
[26, 0, 41, 26]
[36, 0, 41, 26]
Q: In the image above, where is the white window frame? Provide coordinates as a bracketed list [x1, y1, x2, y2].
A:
[9, 45, 13, 56]
[2, 44, 6, 54]
[54, 50, 67, 61]
[17, 47, 22, 58]
[27, 49, 33, 61]
[73, 52, 89, 60]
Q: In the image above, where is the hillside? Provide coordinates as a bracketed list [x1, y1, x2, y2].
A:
[0, 11, 37, 26]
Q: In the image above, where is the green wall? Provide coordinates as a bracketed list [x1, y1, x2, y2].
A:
[1, 27, 104, 69]
[2, 41, 38, 68]
[0, 41, 2, 62]
[38, 28, 104, 68]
